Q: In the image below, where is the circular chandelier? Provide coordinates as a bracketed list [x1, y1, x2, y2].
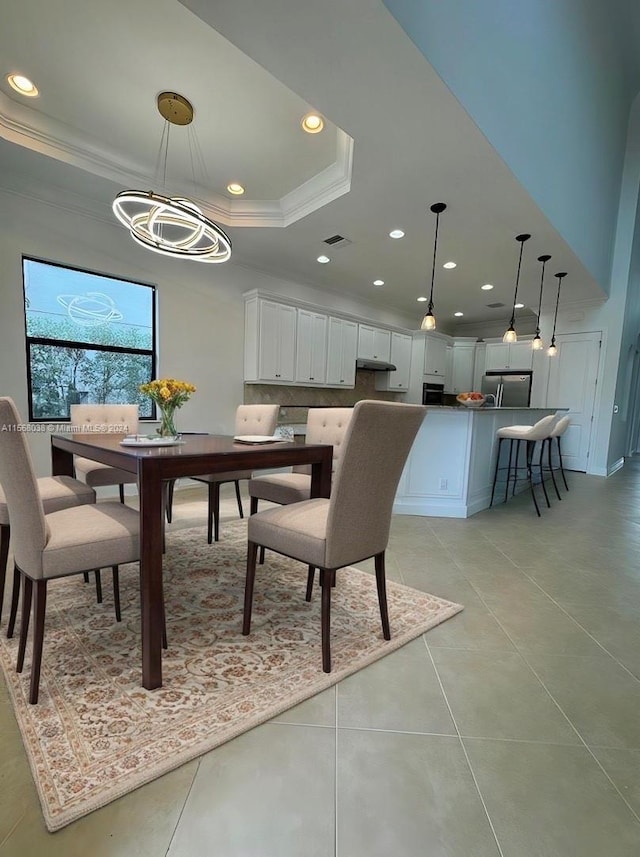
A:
[112, 92, 232, 264]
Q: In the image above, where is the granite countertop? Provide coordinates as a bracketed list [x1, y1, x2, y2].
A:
[427, 405, 563, 411]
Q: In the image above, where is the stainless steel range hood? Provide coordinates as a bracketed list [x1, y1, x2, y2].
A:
[355, 358, 397, 372]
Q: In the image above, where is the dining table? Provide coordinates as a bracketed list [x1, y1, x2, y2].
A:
[50, 432, 333, 690]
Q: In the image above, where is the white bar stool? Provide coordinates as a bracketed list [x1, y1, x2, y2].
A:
[490, 414, 557, 516]
[546, 415, 571, 495]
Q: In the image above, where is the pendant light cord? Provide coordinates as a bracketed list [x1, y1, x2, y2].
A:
[551, 273, 565, 340]
[428, 210, 440, 313]
[535, 254, 551, 336]
[509, 240, 525, 327]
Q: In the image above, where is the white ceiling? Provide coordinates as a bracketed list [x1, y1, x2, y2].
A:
[0, 0, 610, 332]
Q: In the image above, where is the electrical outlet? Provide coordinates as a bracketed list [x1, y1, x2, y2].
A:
[439, 478, 448, 490]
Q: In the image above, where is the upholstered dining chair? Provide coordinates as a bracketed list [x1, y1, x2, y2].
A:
[249, 407, 353, 565]
[243, 400, 426, 673]
[70, 404, 139, 503]
[193, 404, 279, 543]
[0, 473, 95, 630]
[0, 397, 140, 704]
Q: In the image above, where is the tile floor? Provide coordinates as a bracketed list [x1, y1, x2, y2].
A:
[2, 463, 640, 855]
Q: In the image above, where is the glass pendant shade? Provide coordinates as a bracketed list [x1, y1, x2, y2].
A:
[547, 271, 566, 358]
[547, 340, 558, 357]
[532, 254, 551, 352]
[419, 202, 446, 331]
[532, 334, 544, 351]
[503, 233, 531, 343]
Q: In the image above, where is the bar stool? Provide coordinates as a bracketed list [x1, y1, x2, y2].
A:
[546, 415, 571, 495]
[490, 414, 557, 516]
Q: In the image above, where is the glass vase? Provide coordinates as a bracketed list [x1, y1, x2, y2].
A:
[157, 404, 178, 438]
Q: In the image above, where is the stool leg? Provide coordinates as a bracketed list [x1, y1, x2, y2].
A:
[490, 438, 503, 507]
[512, 440, 522, 497]
[504, 440, 515, 503]
[526, 441, 541, 517]
[537, 441, 551, 508]
[547, 438, 561, 500]
[557, 437, 569, 490]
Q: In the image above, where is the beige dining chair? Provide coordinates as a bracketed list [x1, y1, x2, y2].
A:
[192, 404, 279, 543]
[1, 473, 95, 631]
[0, 397, 140, 704]
[70, 404, 139, 503]
[249, 407, 353, 566]
[243, 400, 426, 672]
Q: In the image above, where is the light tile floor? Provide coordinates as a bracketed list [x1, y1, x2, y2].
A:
[2, 464, 640, 855]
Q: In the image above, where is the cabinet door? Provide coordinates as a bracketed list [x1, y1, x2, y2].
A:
[258, 301, 296, 381]
[358, 325, 391, 361]
[485, 343, 509, 372]
[507, 341, 533, 370]
[295, 310, 327, 384]
[423, 335, 447, 376]
[451, 346, 475, 393]
[327, 318, 357, 386]
[375, 332, 412, 391]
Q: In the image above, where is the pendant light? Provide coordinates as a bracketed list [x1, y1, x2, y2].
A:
[547, 271, 566, 356]
[420, 202, 447, 331]
[532, 254, 551, 350]
[112, 92, 232, 264]
[502, 233, 531, 343]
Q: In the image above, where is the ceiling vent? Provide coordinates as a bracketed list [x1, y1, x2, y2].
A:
[486, 302, 506, 308]
[323, 234, 352, 248]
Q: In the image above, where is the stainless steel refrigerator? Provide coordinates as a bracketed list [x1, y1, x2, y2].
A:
[481, 371, 532, 407]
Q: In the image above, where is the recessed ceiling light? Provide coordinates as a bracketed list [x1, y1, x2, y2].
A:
[227, 182, 245, 195]
[417, 296, 427, 302]
[481, 284, 494, 290]
[454, 312, 464, 317]
[317, 255, 330, 264]
[373, 279, 384, 286]
[515, 302, 525, 309]
[389, 229, 405, 239]
[443, 261, 457, 269]
[7, 73, 38, 97]
[301, 113, 324, 134]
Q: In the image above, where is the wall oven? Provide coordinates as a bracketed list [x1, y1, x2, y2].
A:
[422, 382, 444, 406]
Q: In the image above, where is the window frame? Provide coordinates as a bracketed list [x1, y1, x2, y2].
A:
[22, 255, 158, 422]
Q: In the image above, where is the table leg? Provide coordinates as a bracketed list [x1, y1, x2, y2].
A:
[51, 442, 74, 477]
[138, 460, 165, 690]
[310, 447, 333, 499]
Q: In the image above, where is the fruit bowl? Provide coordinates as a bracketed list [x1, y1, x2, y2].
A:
[456, 393, 486, 408]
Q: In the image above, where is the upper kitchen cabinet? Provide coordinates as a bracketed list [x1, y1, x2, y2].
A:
[326, 317, 358, 387]
[295, 309, 327, 385]
[423, 334, 448, 377]
[244, 296, 296, 382]
[449, 343, 476, 394]
[357, 324, 391, 362]
[375, 332, 412, 392]
[485, 341, 533, 372]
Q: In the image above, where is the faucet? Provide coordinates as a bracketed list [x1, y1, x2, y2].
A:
[484, 394, 496, 407]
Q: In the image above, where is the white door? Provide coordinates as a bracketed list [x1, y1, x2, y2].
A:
[546, 331, 601, 471]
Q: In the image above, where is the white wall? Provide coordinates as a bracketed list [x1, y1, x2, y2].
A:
[0, 188, 414, 477]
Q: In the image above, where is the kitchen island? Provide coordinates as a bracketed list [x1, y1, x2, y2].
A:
[393, 406, 562, 518]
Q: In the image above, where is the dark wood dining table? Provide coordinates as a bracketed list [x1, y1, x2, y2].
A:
[50, 433, 333, 690]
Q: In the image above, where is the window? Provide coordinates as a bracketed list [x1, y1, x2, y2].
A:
[23, 258, 156, 421]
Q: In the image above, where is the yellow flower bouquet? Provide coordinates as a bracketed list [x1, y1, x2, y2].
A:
[139, 378, 196, 437]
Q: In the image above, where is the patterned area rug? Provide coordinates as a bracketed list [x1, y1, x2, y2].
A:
[0, 521, 463, 831]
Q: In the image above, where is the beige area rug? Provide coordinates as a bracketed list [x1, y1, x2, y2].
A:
[0, 520, 463, 832]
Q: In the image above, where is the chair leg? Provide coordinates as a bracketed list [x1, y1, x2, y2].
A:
[0, 523, 9, 625]
[94, 569, 103, 603]
[17, 573, 32, 673]
[305, 566, 315, 602]
[112, 566, 121, 622]
[242, 541, 259, 635]
[166, 479, 175, 523]
[537, 441, 551, 508]
[29, 580, 47, 704]
[375, 552, 391, 640]
[547, 438, 562, 500]
[250, 497, 258, 515]
[259, 546, 265, 565]
[321, 569, 335, 673]
[119, 484, 125, 504]
[558, 437, 569, 490]
[7, 564, 20, 639]
[83, 571, 90, 583]
[234, 481, 244, 519]
[490, 438, 503, 507]
[526, 441, 541, 517]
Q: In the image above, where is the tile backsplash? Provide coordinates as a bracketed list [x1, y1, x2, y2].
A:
[244, 370, 404, 424]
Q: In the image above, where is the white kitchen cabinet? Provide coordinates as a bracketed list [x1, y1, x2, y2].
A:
[357, 324, 391, 362]
[450, 345, 476, 393]
[295, 309, 327, 385]
[375, 332, 412, 391]
[485, 341, 533, 371]
[326, 317, 358, 387]
[423, 334, 447, 377]
[244, 297, 296, 382]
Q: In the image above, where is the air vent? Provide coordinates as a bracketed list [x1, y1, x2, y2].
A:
[486, 302, 506, 308]
[323, 234, 352, 248]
